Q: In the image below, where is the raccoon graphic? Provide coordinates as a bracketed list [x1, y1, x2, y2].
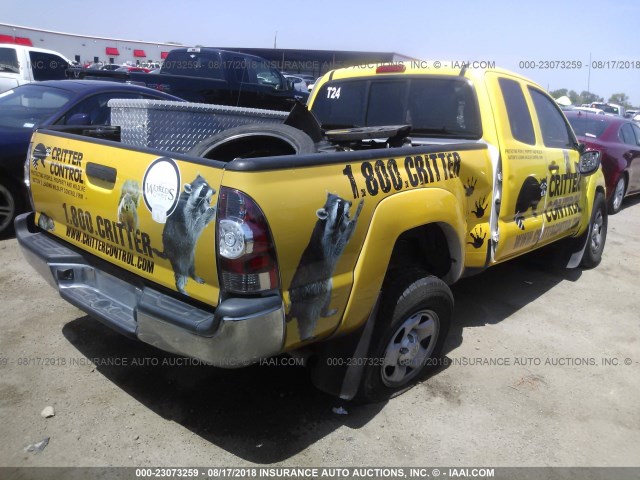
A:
[152, 175, 216, 295]
[288, 193, 364, 340]
[514, 176, 547, 230]
[117, 180, 141, 231]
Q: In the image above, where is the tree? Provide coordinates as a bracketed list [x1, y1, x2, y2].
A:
[550, 88, 605, 106]
[550, 88, 568, 99]
[568, 90, 580, 105]
[579, 91, 604, 105]
[608, 93, 632, 109]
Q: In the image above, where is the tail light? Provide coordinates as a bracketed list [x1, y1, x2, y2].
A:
[216, 187, 280, 294]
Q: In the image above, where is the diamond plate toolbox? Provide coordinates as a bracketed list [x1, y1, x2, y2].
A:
[108, 99, 289, 154]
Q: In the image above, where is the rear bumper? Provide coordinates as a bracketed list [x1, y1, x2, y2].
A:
[15, 212, 285, 367]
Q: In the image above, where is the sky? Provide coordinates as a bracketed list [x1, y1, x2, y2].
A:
[4, 0, 640, 105]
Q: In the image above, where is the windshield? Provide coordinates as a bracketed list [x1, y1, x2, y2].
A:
[567, 115, 610, 138]
[0, 84, 73, 128]
[311, 77, 482, 139]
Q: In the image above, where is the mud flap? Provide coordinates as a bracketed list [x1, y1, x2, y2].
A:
[310, 295, 380, 400]
[565, 231, 589, 268]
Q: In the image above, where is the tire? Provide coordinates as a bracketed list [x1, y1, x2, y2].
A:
[607, 175, 626, 215]
[0, 180, 20, 238]
[356, 271, 453, 403]
[187, 124, 316, 161]
[580, 192, 607, 269]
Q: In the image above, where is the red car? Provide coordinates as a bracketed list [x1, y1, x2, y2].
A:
[566, 111, 640, 214]
[115, 66, 151, 73]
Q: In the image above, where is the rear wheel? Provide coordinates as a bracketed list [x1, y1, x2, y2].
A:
[356, 271, 453, 403]
[608, 176, 626, 214]
[580, 192, 607, 269]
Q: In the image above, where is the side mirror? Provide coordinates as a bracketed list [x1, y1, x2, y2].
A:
[578, 150, 600, 175]
[66, 113, 91, 125]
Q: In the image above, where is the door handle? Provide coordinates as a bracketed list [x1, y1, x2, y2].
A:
[548, 163, 560, 172]
[86, 162, 117, 185]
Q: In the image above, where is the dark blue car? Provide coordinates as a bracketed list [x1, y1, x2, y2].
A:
[0, 80, 181, 236]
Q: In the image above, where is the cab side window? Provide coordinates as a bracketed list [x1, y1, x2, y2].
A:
[498, 78, 535, 145]
[620, 123, 637, 146]
[0, 47, 19, 73]
[254, 62, 281, 88]
[229, 56, 252, 84]
[529, 87, 574, 149]
[28, 51, 68, 81]
[631, 124, 640, 146]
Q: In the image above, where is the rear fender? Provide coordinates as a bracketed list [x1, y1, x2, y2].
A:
[337, 188, 465, 334]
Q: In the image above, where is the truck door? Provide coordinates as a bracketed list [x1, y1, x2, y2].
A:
[526, 86, 582, 246]
[485, 73, 549, 261]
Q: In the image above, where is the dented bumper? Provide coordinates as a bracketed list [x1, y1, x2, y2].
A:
[15, 212, 285, 367]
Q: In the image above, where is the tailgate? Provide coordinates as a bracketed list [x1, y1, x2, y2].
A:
[28, 130, 225, 306]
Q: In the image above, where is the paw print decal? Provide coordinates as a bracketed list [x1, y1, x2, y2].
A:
[471, 197, 488, 218]
[464, 177, 477, 197]
[467, 227, 486, 249]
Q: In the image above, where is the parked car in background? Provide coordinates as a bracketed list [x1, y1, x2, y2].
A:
[566, 110, 640, 214]
[0, 44, 71, 94]
[624, 109, 637, 119]
[283, 74, 308, 93]
[574, 106, 605, 115]
[70, 47, 308, 110]
[101, 64, 121, 71]
[0, 80, 181, 236]
[292, 74, 320, 92]
[590, 102, 626, 117]
[115, 66, 150, 73]
[83, 62, 104, 70]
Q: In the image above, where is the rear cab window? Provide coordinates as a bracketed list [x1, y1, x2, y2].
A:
[311, 76, 482, 139]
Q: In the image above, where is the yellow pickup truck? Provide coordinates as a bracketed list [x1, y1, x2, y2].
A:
[16, 64, 606, 402]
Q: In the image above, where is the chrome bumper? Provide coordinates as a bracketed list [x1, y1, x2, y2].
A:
[15, 212, 285, 367]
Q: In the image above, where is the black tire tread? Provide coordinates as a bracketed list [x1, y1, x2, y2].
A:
[607, 176, 626, 215]
[0, 178, 21, 238]
[187, 123, 316, 159]
[580, 192, 607, 269]
[356, 269, 453, 403]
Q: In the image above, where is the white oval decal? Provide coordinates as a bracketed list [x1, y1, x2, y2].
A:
[142, 157, 180, 224]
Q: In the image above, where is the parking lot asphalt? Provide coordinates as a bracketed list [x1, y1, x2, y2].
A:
[0, 198, 639, 468]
